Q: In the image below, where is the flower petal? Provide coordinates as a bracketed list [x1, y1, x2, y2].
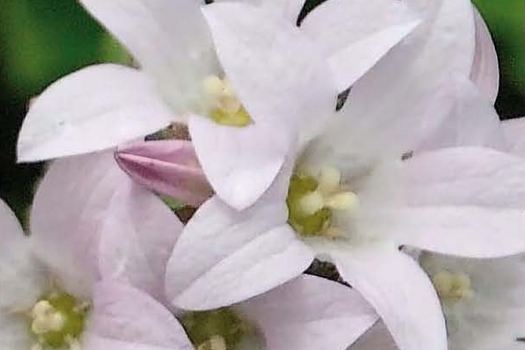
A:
[31, 151, 182, 300]
[350, 322, 399, 350]
[502, 117, 525, 158]
[420, 253, 525, 350]
[84, 281, 192, 350]
[17, 64, 174, 162]
[0, 313, 32, 350]
[413, 76, 506, 152]
[340, 0, 476, 156]
[189, 115, 291, 210]
[300, 0, 421, 90]
[320, 243, 447, 350]
[165, 168, 314, 310]
[0, 199, 24, 252]
[470, 6, 499, 103]
[405, 147, 525, 208]
[381, 147, 525, 258]
[115, 140, 213, 207]
[214, 0, 305, 24]
[202, 3, 337, 142]
[79, 0, 217, 109]
[237, 274, 378, 350]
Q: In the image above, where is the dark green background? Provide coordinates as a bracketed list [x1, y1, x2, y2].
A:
[1, 0, 524, 222]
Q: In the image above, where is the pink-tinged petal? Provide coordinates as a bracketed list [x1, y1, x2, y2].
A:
[166, 167, 314, 310]
[84, 281, 192, 350]
[502, 117, 525, 158]
[214, 0, 305, 24]
[383, 147, 525, 258]
[202, 3, 337, 143]
[31, 151, 182, 300]
[414, 76, 506, 152]
[384, 206, 525, 259]
[0, 199, 24, 252]
[79, 0, 217, 109]
[189, 115, 291, 210]
[301, 0, 421, 90]
[237, 274, 378, 350]
[350, 322, 399, 350]
[470, 6, 499, 103]
[115, 140, 213, 207]
[17, 64, 174, 162]
[405, 147, 525, 208]
[340, 0, 476, 156]
[321, 243, 447, 350]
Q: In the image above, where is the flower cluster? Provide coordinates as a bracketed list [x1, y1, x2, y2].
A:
[2, 1, 525, 350]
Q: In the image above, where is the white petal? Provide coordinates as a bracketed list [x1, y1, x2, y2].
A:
[17, 64, 174, 162]
[0, 241, 45, 312]
[379, 147, 525, 258]
[0, 313, 31, 350]
[202, 3, 337, 143]
[301, 0, 421, 90]
[31, 151, 182, 300]
[79, 0, 218, 109]
[470, 5, 499, 103]
[350, 322, 398, 350]
[189, 115, 291, 210]
[413, 77, 506, 152]
[340, 0, 476, 156]
[502, 117, 525, 158]
[318, 242, 447, 350]
[405, 147, 525, 208]
[0, 201, 44, 313]
[0, 199, 24, 252]
[237, 275, 378, 350]
[420, 253, 525, 350]
[214, 0, 305, 25]
[85, 281, 192, 350]
[165, 172, 314, 309]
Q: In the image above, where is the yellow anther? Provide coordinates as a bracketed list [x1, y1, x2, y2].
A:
[31, 301, 65, 334]
[197, 335, 227, 350]
[325, 192, 359, 211]
[298, 191, 325, 216]
[317, 166, 341, 195]
[202, 75, 251, 127]
[203, 75, 225, 96]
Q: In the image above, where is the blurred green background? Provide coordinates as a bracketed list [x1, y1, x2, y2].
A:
[1, 0, 524, 222]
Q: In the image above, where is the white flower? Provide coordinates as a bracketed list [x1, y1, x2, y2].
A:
[164, 2, 525, 350]
[16, 0, 419, 210]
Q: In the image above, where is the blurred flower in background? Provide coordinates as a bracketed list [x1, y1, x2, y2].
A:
[0, 0, 523, 224]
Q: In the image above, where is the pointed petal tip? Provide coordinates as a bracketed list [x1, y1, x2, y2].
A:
[115, 140, 213, 207]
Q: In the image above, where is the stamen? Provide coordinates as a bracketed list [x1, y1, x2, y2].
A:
[324, 192, 359, 211]
[317, 166, 341, 195]
[202, 75, 252, 127]
[287, 166, 358, 238]
[28, 293, 90, 349]
[197, 335, 227, 350]
[298, 191, 325, 216]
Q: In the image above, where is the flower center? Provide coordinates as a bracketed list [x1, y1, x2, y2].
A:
[202, 75, 252, 127]
[180, 308, 257, 350]
[29, 292, 90, 349]
[432, 270, 474, 304]
[286, 166, 358, 238]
